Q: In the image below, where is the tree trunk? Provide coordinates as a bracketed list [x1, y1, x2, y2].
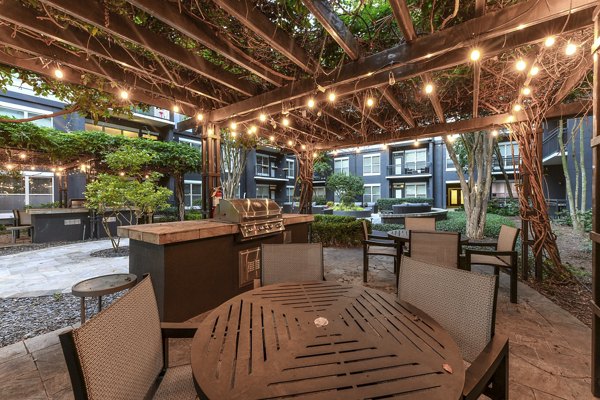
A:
[296, 151, 314, 214]
[580, 119, 587, 218]
[174, 174, 185, 221]
[559, 119, 581, 232]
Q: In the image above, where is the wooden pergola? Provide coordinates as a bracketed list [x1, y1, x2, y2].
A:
[1, 0, 600, 394]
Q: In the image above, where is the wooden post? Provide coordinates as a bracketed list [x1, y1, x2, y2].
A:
[535, 126, 544, 281]
[201, 124, 221, 218]
[591, 7, 600, 396]
[521, 165, 530, 281]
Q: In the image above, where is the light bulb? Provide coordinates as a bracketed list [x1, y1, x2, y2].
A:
[491, 129, 499, 137]
[307, 98, 315, 108]
[513, 104, 522, 112]
[231, 131, 237, 138]
[301, 144, 306, 150]
[366, 98, 375, 107]
[172, 105, 180, 113]
[424, 83, 434, 94]
[287, 140, 293, 146]
[470, 49, 481, 61]
[507, 115, 515, 123]
[328, 92, 336, 102]
[19, 153, 26, 159]
[54, 69, 64, 79]
[414, 139, 419, 146]
[565, 42, 577, 56]
[250, 125, 257, 133]
[446, 134, 455, 142]
[515, 59, 527, 71]
[282, 118, 290, 127]
[119, 90, 129, 100]
[544, 36, 556, 47]
[355, 148, 360, 153]
[230, 121, 237, 130]
[529, 66, 540, 76]
[259, 113, 267, 122]
[196, 113, 204, 121]
[6, 164, 14, 170]
[269, 135, 275, 142]
[521, 87, 531, 96]
[119, 172, 125, 176]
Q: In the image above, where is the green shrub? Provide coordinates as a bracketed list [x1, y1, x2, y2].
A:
[326, 201, 334, 208]
[185, 210, 203, 220]
[487, 198, 520, 216]
[372, 223, 403, 232]
[332, 204, 364, 211]
[376, 198, 434, 212]
[437, 211, 515, 237]
[554, 209, 592, 232]
[313, 196, 327, 206]
[312, 215, 368, 246]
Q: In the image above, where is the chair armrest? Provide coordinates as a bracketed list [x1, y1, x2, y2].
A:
[363, 239, 396, 247]
[466, 249, 516, 257]
[463, 335, 509, 399]
[160, 322, 199, 339]
[466, 240, 497, 249]
[368, 233, 388, 240]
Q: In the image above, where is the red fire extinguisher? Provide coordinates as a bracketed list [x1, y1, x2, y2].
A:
[210, 186, 223, 218]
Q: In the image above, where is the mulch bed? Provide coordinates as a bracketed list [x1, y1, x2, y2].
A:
[527, 278, 592, 328]
[90, 246, 129, 257]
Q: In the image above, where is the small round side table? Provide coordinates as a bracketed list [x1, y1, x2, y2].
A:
[71, 273, 137, 323]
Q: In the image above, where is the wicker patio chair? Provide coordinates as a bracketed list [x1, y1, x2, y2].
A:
[408, 230, 460, 268]
[466, 225, 520, 303]
[362, 220, 400, 283]
[404, 216, 436, 231]
[260, 243, 324, 286]
[59, 276, 199, 400]
[398, 256, 509, 400]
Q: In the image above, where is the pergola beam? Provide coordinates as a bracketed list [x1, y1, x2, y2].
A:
[350, 100, 387, 132]
[206, 0, 595, 124]
[0, 0, 222, 104]
[379, 88, 415, 128]
[316, 101, 592, 149]
[200, 5, 594, 126]
[210, 0, 314, 73]
[37, 0, 258, 97]
[128, 0, 287, 86]
[302, 0, 360, 60]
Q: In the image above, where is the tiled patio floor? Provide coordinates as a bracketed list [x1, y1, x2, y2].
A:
[0, 246, 595, 399]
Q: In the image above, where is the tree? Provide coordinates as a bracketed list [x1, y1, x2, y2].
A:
[559, 117, 588, 234]
[445, 132, 495, 239]
[220, 130, 257, 199]
[326, 173, 364, 206]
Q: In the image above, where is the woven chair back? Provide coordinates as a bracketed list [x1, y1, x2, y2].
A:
[361, 220, 369, 240]
[70, 276, 163, 399]
[404, 217, 436, 231]
[261, 243, 324, 286]
[409, 230, 460, 268]
[497, 225, 519, 252]
[398, 256, 498, 362]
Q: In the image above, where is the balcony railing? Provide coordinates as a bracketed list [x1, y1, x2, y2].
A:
[313, 172, 329, 181]
[387, 161, 431, 176]
[133, 106, 171, 121]
[492, 155, 520, 170]
[542, 127, 565, 159]
[255, 165, 288, 180]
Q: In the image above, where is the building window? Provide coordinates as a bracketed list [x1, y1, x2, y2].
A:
[363, 184, 381, 203]
[491, 182, 517, 199]
[256, 184, 270, 199]
[179, 138, 201, 151]
[446, 152, 456, 170]
[496, 142, 519, 169]
[313, 186, 326, 199]
[184, 180, 202, 208]
[256, 154, 270, 176]
[0, 103, 53, 128]
[334, 157, 349, 175]
[404, 149, 427, 174]
[286, 159, 295, 179]
[405, 183, 427, 198]
[84, 122, 157, 139]
[285, 186, 295, 203]
[363, 154, 380, 175]
[0, 172, 54, 209]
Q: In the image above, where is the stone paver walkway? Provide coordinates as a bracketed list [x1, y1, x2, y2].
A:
[0, 245, 595, 399]
[0, 239, 129, 298]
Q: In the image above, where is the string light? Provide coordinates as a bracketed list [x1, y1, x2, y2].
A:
[565, 42, 577, 56]
[287, 139, 293, 147]
[507, 115, 515, 123]
[529, 66, 540, 76]
[515, 59, 527, 71]
[544, 36, 556, 47]
[250, 125, 257, 133]
[119, 90, 129, 100]
[19, 153, 26, 160]
[259, 113, 267, 122]
[6, 164, 14, 170]
[231, 131, 237, 138]
[119, 172, 125, 176]
[313, 152, 318, 158]
[328, 92, 336, 102]
[491, 129, 499, 137]
[282, 117, 290, 127]
[172, 105, 180, 113]
[446, 134, 455, 142]
[424, 83, 434, 94]
[355, 148, 361, 154]
[332, 150, 338, 156]
[301, 144, 306, 150]
[196, 113, 204, 121]
[414, 139, 419, 146]
[54, 69, 64, 79]
[230, 121, 237, 130]
[307, 98, 315, 108]
[366, 98, 375, 107]
[470, 49, 481, 61]
[521, 87, 532, 96]
[382, 143, 388, 149]
[513, 103, 522, 112]
[269, 135, 275, 142]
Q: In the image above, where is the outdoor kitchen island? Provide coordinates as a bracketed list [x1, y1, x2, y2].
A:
[118, 208, 313, 322]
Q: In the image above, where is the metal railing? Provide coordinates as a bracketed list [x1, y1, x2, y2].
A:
[492, 155, 520, 170]
[386, 161, 430, 176]
[255, 165, 288, 180]
[542, 126, 564, 159]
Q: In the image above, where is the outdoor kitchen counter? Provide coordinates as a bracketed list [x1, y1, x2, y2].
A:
[117, 214, 313, 245]
[122, 214, 314, 322]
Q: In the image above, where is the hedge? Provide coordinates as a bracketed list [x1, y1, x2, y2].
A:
[372, 211, 515, 238]
[376, 198, 434, 212]
[312, 215, 369, 247]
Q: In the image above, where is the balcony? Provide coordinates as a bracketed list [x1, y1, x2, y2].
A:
[386, 161, 431, 177]
[255, 165, 289, 181]
[542, 127, 566, 165]
[492, 155, 520, 170]
[313, 172, 329, 182]
[131, 106, 173, 126]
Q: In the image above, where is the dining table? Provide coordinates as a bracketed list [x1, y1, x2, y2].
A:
[191, 281, 465, 399]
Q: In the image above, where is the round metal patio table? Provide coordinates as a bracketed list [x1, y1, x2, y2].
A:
[191, 281, 465, 400]
[71, 273, 137, 323]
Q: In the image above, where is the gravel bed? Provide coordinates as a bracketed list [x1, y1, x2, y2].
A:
[90, 246, 130, 257]
[0, 292, 123, 347]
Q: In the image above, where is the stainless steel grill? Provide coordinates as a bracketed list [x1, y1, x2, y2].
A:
[214, 198, 284, 239]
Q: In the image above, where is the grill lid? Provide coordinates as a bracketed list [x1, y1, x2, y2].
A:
[215, 198, 282, 222]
